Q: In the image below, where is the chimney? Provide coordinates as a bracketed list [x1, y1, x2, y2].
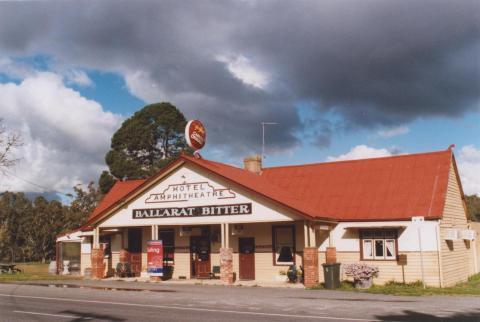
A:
[243, 155, 262, 174]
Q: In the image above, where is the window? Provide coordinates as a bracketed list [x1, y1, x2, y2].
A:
[272, 226, 295, 265]
[159, 230, 175, 264]
[360, 230, 397, 260]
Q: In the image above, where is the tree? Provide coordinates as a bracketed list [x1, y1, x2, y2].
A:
[26, 197, 65, 262]
[104, 102, 189, 181]
[0, 192, 32, 262]
[98, 170, 116, 194]
[65, 182, 102, 230]
[465, 194, 480, 221]
[0, 118, 22, 172]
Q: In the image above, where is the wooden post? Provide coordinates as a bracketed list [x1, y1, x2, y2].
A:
[93, 227, 100, 248]
[221, 223, 225, 248]
[304, 221, 309, 247]
[309, 224, 316, 247]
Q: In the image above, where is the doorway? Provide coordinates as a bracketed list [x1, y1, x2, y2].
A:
[127, 228, 142, 277]
[239, 237, 255, 280]
[190, 236, 211, 278]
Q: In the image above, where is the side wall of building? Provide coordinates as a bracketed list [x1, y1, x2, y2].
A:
[317, 221, 442, 287]
[440, 162, 474, 287]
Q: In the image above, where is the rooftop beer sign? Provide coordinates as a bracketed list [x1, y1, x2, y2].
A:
[132, 203, 252, 219]
[185, 119, 206, 151]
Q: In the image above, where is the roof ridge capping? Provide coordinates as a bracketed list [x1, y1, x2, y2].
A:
[263, 148, 453, 170]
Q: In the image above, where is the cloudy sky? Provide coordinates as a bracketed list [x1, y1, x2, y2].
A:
[0, 0, 479, 197]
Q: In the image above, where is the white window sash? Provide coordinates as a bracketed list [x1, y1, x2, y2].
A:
[385, 239, 396, 259]
[363, 239, 373, 259]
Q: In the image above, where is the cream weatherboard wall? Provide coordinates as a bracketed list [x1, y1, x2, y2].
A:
[316, 221, 442, 286]
[439, 162, 474, 287]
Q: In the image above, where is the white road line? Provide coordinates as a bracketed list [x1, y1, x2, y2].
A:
[0, 293, 384, 321]
[13, 310, 92, 319]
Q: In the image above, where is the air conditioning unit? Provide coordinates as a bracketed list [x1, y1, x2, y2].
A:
[444, 228, 459, 241]
[460, 229, 476, 241]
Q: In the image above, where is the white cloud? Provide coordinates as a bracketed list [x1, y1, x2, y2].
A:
[124, 70, 167, 103]
[0, 57, 36, 79]
[457, 145, 480, 196]
[216, 54, 269, 89]
[0, 72, 122, 193]
[377, 125, 410, 138]
[63, 69, 93, 87]
[327, 145, 393, 161]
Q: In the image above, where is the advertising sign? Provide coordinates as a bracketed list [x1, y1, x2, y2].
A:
[133, 203, 252, 219]
[147, 240, 163, 276]
[185, 120, 206, 151]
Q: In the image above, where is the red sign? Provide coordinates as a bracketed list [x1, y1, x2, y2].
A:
[185, 120, 206, 150]
[147, 240, 163, 276]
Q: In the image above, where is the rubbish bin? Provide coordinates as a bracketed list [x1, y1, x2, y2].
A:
[322, 263, 341, 289]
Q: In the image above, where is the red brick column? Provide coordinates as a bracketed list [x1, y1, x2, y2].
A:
[91, 248, 105, 279]
[326, 247, 337, 264]
[303, 247, 319, 287]
[220, 247, 234, 284]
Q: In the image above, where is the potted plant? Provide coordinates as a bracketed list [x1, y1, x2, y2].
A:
[286, 265, 298, 283]
[343, 263, 379, 289]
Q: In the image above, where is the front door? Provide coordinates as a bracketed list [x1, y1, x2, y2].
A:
[128, 228, 142, 277]
[190, 236, 211, 278]
[239, 237, 255, 280]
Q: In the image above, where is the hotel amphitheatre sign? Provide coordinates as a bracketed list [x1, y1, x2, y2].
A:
[145, 182, 236, 203]
[133, 181, 251, 219]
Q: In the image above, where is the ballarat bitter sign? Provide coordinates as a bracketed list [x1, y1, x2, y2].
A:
[133, 203, 252, 219]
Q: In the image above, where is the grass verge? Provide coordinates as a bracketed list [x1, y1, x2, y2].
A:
[0, 262, 82, 282]
[310, 273, 480, 296]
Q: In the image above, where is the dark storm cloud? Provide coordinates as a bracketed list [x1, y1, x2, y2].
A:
[0, 0, 478, 155]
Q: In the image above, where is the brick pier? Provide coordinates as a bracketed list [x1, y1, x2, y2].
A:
[220, 247, 234, 284]
[303, 247, 319, 287]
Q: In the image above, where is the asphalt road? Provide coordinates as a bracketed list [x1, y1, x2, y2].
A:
[0, 282, 479, 322]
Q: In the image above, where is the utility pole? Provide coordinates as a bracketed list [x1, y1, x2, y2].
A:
[261, 122, 278, 160]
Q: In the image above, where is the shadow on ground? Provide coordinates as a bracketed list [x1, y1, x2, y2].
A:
[375, 309, 480, 321]
[60, 310, 125, 322]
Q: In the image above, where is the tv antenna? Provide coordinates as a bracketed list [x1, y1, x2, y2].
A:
[261, 122, 278, 160]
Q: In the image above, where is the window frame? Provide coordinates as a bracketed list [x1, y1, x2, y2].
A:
[360, 229, 398, 261]
[271, 225, 296, 266]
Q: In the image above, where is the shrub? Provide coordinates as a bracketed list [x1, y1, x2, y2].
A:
[344, 263, 379, 281]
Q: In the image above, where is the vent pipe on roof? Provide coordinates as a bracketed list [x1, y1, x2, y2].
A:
[244, 155, 262, 174]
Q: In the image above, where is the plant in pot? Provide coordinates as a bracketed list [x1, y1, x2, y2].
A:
[286, 265, 298, 283]
[343, 263, 379, 289]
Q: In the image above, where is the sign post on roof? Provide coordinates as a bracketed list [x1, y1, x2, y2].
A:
[185, 120, 206, 157]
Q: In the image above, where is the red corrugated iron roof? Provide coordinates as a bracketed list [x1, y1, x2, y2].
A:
[86, 149, 454, 225]
[87, 179, 146, 222]
[262, 150, 452, 221]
